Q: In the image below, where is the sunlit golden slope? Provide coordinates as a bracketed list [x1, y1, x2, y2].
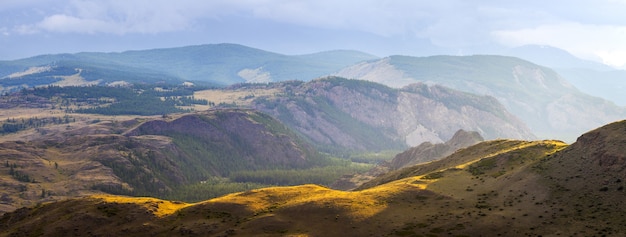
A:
[4, 120, 626, 237]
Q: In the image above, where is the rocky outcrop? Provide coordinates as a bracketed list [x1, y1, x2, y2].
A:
[331, 129, 483, 190]
[388, 129, 484, 170]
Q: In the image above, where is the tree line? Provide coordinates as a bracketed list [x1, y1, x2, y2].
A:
[25, 85, 210, 116]
[0, 116, 74, 134]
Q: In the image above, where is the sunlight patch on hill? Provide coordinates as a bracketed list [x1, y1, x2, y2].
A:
[51, 69, 101, 87]
[5, 66, 52, 79]
[207, 184, 425, 220]
[193, 88, 281, 110]
[454, 140, 567, 169]
[92, 195, 191, 217]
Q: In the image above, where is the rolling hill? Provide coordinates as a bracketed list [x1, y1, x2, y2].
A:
[334, 55, 626, 141]
[0, 109, 333, 214]
[3, 120, 626, 236]
[0, 43, 377, 92]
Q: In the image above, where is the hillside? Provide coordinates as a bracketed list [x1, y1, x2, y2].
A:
[555, 68, 626, 106]
[4, 120, 626, 236]
[503, 45, 626, 106]
[331, 129, 484, 190]
[0, 109, 336, 214]
[334, 55, 626, 141]
[387, 130, 484, 170]
[0, 44, 377, 92]
[240, 77, 534, 153]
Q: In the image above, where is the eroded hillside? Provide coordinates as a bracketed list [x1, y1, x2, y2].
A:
[223, 77, 534, 153]
[4, 120, 626, 236]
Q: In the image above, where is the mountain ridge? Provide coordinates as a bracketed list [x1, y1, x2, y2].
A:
[0, 43, 378, 90]
[239, 77, 534, 152]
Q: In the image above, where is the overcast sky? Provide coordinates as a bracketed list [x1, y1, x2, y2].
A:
[2, 0, 626, 67]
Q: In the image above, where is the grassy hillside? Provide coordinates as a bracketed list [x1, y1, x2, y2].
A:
[4, 120, 626, 236]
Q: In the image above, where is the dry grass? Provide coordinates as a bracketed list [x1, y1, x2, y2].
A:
[2, 136, 625, 236]
[92, 195, 191, 217]
[4, 121, 626, 237]
[193, 88, 281, 110]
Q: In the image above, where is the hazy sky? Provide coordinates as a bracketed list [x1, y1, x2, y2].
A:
[2, 0, 626, 67]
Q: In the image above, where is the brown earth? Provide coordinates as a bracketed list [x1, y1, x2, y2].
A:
[3, 120, 626, 236]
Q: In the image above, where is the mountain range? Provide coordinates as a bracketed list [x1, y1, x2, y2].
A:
[4, 43, 623, 143]
[0, 43, 377, 89]
[1, 43, 626, 236]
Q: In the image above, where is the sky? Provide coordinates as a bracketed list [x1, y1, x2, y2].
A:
[1, 0, 626, 68]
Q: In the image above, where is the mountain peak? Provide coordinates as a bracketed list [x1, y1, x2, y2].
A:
[445, 129, 484, 149]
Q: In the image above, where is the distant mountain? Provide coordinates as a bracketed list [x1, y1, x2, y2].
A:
[0, 43, 378, 91]
[5, 121, 626, 236]
[502, 45, 626, 106]
[503, 45, 613, 71]
[334, 55, 626, 141]
[241, 77, 533, 153]
[554, 68, 626, 106]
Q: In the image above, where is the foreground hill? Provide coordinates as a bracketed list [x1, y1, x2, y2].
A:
[334, 55, 626, 141]
[237, 77, 534, 153]
[0, 109, 331, 213]
[4, 120, 626, 236]
[0, 44, 377, 91]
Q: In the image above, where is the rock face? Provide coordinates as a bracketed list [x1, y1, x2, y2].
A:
[249, 77, 534, 152]
[334, 55, 626, 141]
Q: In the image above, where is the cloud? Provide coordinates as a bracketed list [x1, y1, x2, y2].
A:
[36, 14, 118, 34]
[4, 0, 626, 66]
[12, 0, 220, 35]
[492, 22, 626, 66]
